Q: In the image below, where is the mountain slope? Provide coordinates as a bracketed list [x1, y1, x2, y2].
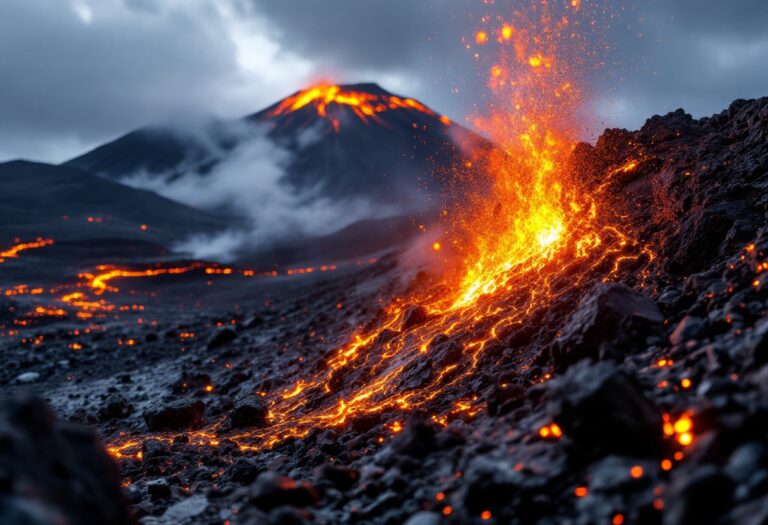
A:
[0, 160, 227, 245]
[64, 83, 484, 209]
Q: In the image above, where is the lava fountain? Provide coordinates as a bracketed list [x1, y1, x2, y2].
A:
[110, 1, 652, 457]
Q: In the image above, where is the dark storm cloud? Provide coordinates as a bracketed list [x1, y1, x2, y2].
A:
[0, 0, 766, 161]
[595, 0, 768, 130]
[249, 0, 768, 133]
[0, 0, 243, 160]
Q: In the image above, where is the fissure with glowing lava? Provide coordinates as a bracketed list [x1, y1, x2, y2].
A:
[108, 2, 656, 459]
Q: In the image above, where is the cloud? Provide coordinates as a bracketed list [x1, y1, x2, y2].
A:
[0, 0, 766, 161]
[0, 0, 312, 162]
[122, 122, 397, 261]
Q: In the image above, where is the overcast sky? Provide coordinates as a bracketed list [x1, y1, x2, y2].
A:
[1, 0, 766, 163]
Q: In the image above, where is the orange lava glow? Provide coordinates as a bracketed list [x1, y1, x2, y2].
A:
[108, 2, 653, 458]
[663, 412, 695, 447]
[269, 83, 450, 130]
[0, 238, 54, 263]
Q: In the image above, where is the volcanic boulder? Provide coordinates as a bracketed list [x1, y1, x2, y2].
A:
[390, 418, 437, 458]
[248, 472, 319, 511]
[664, 465, 734, 525]
[143, 399, 205, 431]
[548, 361, 662, 459]
[228, 395, 268, 429]
[98, 392, 134, 420]
[207, 327, 237, 350]
[0, 396, 132, 525]
[551, 283, 664, 371]
[402, 305, 430, 330]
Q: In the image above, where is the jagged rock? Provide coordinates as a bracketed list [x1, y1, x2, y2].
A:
[551, 283, 663, 370]
[403, 511, 442, 525]
[99, 392, 133, 420]
[664, 465, 733, 525]
[741, 316, 768, 369]
[315, 463, 359, 491]
[670, 315, 707, 346]
[548, 361, 662, 459]
[725, 442, 766, 483]
[248, 472, 318, 511]
[486, 383, 526, 416]
[207, 327, 237, 350]
[390, 419, 437, 458]
[146, 478, 171, 500]
[141, 439, 171, 461]
[402, 305, 429, 330]
[226, 457, 261, 484]
[143, 399, 205, 431]
[228, 395, 268, 429]
[14, 371, 40, 384]
[0, 396, 132, 525]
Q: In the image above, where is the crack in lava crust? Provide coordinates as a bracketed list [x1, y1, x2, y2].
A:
[109, 0, 654, 458]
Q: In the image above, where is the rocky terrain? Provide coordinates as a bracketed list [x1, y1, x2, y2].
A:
[2, 96, 768, 525]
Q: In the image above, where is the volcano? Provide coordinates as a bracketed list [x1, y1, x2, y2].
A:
[66, 83, 483, 212]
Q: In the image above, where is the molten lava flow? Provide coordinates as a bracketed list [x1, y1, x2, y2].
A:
[0, 238, 54, 263]
[109, 2, 653, 457]
[269, 84, 451, 130]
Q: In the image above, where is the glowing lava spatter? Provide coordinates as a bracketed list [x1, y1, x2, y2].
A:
[0, 238, 54, 263]
[270, 84, 451, 130]
[110, 2, 654, 458]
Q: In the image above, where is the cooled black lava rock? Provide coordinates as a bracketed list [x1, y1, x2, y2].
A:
[486, 383, 526, 416]
[551, 283, 664, 370]
[403, 512, 442, 525]
[98, 392, 134, 420]
[670, 315, 708, 346]
[315, 463, 359, 491]
[226, 457, 261, 484]
[146, 477, 171, 500]
[143, 399, 205, 431]
[248, 472, 319, 511]
[548, 361, 662, 459]
[402, 305, 430, 330]
[390, 418, 437, 458]
[207, 327, 237, 350]
[228, 395, 268, 429]
[141, 439, 171, 461]
[664, 465, 734, 525]
[740, 316, 768, 369]
[0, 396, 132, 525]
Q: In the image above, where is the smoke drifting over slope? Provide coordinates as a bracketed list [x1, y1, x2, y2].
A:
[120, 122, 397, 261]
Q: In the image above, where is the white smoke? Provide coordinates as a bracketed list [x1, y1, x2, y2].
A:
[120, 122, 397, 262]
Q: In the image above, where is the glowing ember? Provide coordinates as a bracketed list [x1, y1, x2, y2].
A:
[663, 412, 695, 446]
[539, 423, 563, 440]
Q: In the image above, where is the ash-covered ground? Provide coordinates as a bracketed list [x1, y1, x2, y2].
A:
[3, 97, 768, 525]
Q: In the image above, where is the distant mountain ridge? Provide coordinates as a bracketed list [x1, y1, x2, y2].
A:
[0, 160, 227, 245]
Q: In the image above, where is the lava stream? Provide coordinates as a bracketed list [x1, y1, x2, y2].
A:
[0, 238, 54, 263]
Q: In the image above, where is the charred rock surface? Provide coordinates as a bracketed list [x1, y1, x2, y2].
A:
[0, 396, 132, 525]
